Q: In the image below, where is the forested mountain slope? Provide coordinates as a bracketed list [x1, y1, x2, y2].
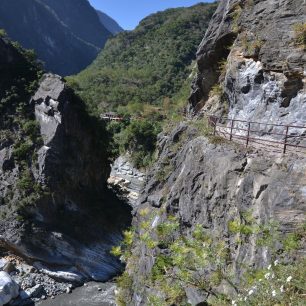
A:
[71, 3, 217, 115]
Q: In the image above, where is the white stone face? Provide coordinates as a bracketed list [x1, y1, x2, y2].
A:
[0, 271, 19, 306]
[225, 57, 306, 142]
[108, 155, 145, 207]
[151, 216, 160, 229]
[35, 102, 61, 145]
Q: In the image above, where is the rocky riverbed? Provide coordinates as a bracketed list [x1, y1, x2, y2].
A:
[37, 282, 116, 306]
[0, 256, 72, 305]
[0, 255, 117, 305]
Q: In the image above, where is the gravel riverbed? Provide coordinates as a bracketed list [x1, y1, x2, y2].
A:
[36, 282, 116, 306]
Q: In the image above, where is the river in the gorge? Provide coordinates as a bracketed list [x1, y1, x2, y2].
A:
[36, 282, 116, 306]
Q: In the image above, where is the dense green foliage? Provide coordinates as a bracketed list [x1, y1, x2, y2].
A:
[113, 120, 162, 168]
[70, 3, 216, 114]
[68, 3, 216, 167]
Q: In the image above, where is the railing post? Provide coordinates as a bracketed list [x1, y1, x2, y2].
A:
[283, 125, 289, 154]
[230, 119, 235, 141]
[213, 116, 217, 136]
[246, 122, 251, 147]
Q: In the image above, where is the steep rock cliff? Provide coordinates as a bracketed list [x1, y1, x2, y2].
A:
[120, 1, 306, 304]
[96, 10, 124, 35]
[122, 123, 306, 305]
[0, 0, 112, 75]
[189, 0, 305, 127]
[0, 38, 131, 286]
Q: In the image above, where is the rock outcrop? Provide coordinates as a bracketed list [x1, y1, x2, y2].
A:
[0, 37, 131, 305]
[123, 123, 306, 304]
[108, 156, 145, 208]
[0, 74, 131, 283]
[0, 271, 19, 305]
[189, 0, 305, 128]
[121, 1, 306, 304]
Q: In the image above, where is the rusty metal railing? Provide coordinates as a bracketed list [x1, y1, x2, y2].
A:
[206, 115, 306, 154]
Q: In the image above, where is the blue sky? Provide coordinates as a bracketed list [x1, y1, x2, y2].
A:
[88, 0, 214, 30]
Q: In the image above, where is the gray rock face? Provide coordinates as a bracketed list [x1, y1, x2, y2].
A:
[125, 124, 306, 304]
[0, 74, 131, 286]
[0, 271, 19, 306]
[0, 0, 112, 75]
[189, 0, 306, 125]
[224, 57, 306, 142]
[96, 10, 124, 35]
[108, 156, 145, 208]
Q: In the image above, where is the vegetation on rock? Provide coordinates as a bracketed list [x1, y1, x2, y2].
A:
[0, 37, 44, 218]
[68, 3, 217, 168]
[294, 23, 306, 49]
[113, 209, 306, 305]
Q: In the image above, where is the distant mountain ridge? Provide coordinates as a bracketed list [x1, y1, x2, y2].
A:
[0, 0, 114, 75]
[96, 10, 124, 35]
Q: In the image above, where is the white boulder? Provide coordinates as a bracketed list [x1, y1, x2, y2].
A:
[0, 271, 19, 306]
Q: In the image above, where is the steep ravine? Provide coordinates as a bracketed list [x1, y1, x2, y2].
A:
[0, 37, 132, 305]
[0, 74, 132, 282]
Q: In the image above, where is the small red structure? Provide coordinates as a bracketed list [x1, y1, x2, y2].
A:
[101, 112, 123, 122]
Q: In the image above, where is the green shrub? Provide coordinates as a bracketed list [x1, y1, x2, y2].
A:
[22, 120, 40, 139]
[241, 33, 264, 56]
[209, 84, 223, 97]
[218, 59, 228, 77]
[235, 258, 306, 306]
[115, 271, 133, 306]
[231, 4, 242, 33]
[191, 118, 214, 137]
[155, 163, 173, 182]
[114, 211, 306, 305]
[115, 119, 161, 168]
[0, 29, 7, 37]
[283, 233, 300, 251]
[13, 141, 32, 160]
[294, 23, 306, 48]
[17, 169, 33, 192]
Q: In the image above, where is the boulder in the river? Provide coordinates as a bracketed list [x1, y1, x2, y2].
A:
[0, 271, 19, 306]
[20, 284, 44, 299]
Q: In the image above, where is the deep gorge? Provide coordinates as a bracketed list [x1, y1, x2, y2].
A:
[0, 0, 305, 305]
